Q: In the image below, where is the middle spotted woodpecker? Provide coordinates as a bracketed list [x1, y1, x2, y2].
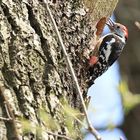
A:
[88, 18, 128, 84]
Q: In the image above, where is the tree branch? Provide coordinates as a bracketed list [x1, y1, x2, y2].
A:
[46, 130, 73, 140]
[135, 21, 140, 30]
[0, 86, 20, 140]
[0, 116, 12, 121]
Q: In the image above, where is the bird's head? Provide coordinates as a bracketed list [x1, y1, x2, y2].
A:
[106, 18, 128, 41]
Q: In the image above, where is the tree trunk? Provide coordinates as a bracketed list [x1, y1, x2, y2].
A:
[0, 0, 118, 139]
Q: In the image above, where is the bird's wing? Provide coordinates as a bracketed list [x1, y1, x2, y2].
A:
[98, 34, 125, 66]
[108, 38, 125, 66]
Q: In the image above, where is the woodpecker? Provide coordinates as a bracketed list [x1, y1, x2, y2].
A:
[88, 18, 128, 84]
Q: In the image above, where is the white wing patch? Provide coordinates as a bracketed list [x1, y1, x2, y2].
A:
[104, 38, 115, 62]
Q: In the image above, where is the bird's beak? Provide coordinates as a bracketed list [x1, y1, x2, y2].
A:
[106, 18, 115, 30]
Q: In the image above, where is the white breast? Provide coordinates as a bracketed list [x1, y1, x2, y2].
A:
[104, 38, 115, 62]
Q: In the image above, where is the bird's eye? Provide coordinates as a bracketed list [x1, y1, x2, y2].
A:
[117, 26, 120, 29]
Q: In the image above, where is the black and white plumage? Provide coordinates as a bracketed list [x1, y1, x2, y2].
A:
[88, 18, 128, 84]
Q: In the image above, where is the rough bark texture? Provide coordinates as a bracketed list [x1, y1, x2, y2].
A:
[0, 0, 117, 139]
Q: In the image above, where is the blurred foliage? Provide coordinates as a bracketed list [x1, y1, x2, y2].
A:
[107, 120, 117, 130]
[38, 108, 58, 131]
[60, 98, 84, 139]
[118, 80, 140, 114]
[20, 118, 33, 134]
[20, 98, 84, 139]
[61, 98, 82, 120]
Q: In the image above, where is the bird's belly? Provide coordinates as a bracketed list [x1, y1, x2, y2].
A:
[89, 59, 108, 79]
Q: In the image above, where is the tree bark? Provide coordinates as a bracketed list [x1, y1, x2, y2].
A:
[0, 0, 118, 139]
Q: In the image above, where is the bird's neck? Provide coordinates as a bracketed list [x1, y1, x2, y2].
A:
[114, 33, 126, 44]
